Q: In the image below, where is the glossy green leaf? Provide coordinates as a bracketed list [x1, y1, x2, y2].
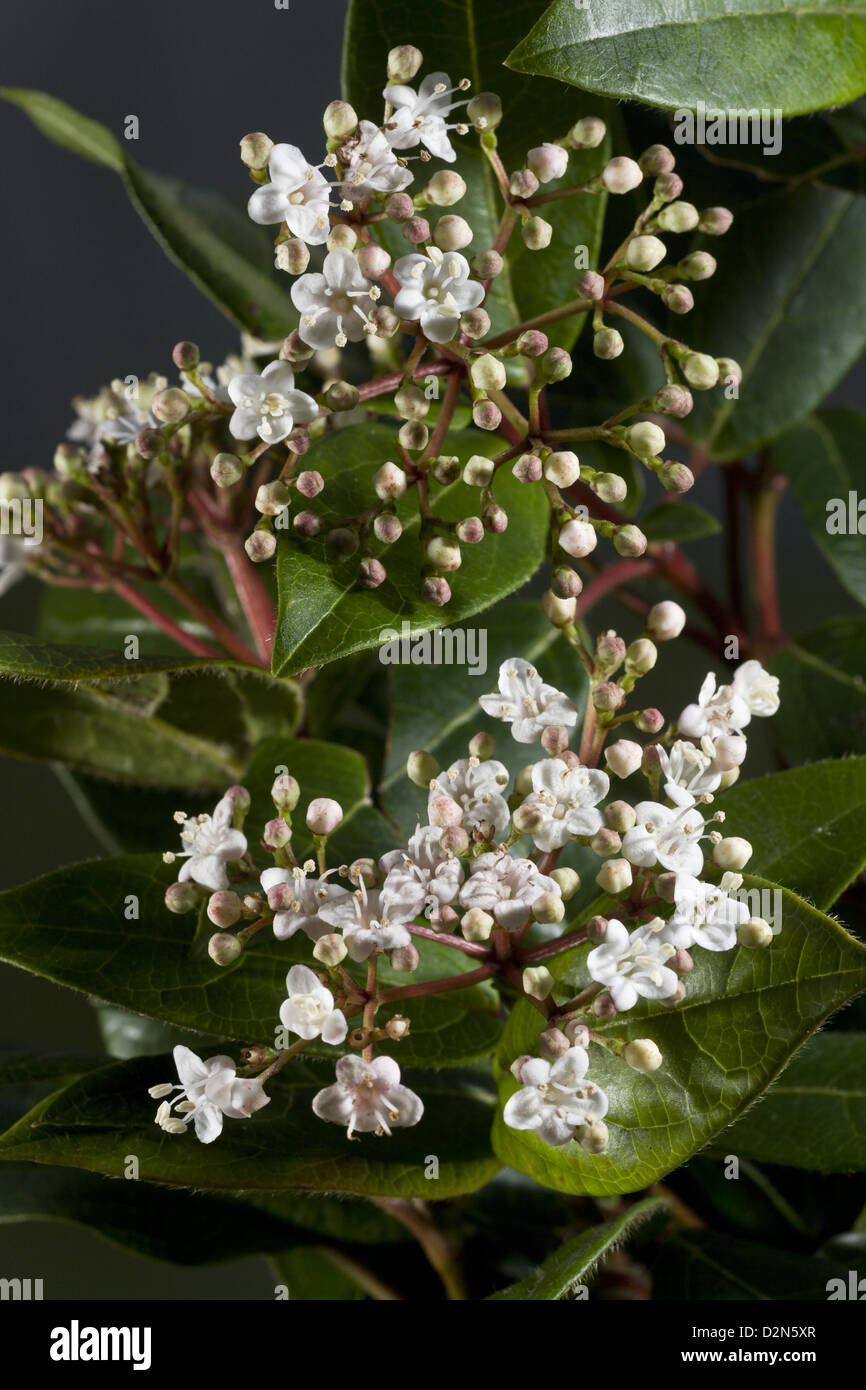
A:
[488, 1196, 669, 1298]
[1, 88, 297, 339]
[641, 502, 721, 544]
[719, 758, 866, 910]
[273, 426, 549, 674]
[0, 1053, 104, 1088]
[769, 619, 866, 762]
[343, 0, 608, 350]
[772, 408, 866, 606]
[683, 186, 866, 460]
[0, 854, 500, 1068]
[492, 880, 866, 1196]
[380, 601, 589, 834]
[0, 1057, 501, 1199]
[507, 1, 866, 116]
[721, 1034, 866, 1172]
[652, 1230, 851, 1300]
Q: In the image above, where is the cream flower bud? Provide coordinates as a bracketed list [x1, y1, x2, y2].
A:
[239, 132, 273, 170]
[373, 461, 407, 499]
[626, 421, 666, 457]
[207, 891, 244, 928]
[462, 907, 494, 942]
[543, 450, 581, 487]
[434, 214, 473, 250]
[623, 1039, 663, 1073]
[605, 800, 636, 833]
[568, 116, 606, 149]
[429, 793, 463, 828]
[509, 167, 539, 199]
[737, 917, 773, 949]
[210, 453, 244, 488]
[682, 352, 720, 390]
[207, 932, 243, 965]
[407, 750, 439, 787]
[558, 518, 597, 558]
[605, 739, 643, 778]
[713, 836, 752, 870]
[470, 354, 507, 392]
[463, 454, 494, 487]
[313, 933, 348, 966]
[271, 773, 300, 812]
[579, 1119, 609, 1153]
[523, 966, 555, 1000]
[627, 637, 658, 673]
[522, 216, 553, 250]
[678, 251, 716, 281]
[425, 170, 467, 206]
[596, 858, 633, 895]
[255, 481, 291, 515]
[601, 156, 642, 194]
[532, 892, 565, 925]
[646, 600, 686, 641]
[512, 801, 546, 834]
[323, 100, 358, 140]
[657, 200, 699, 233]
[390, 944, 420, 973]
[426, 536, 462, 571]
[551, 867, 581, 899]
[527, 142, 569, 183]
[387, 44, 423, 82]
[713, 734, 747, 770]
[151, 387, 189, 424]
[541, 590, 577, 627]
[164, 880, 202, 914]
[591, 827, 622, 857]
[625, 235, 666, 271]
[245, 529, 277, 562]
[468, 731, 496, 760]
[593, 327, 624, 359]
[538, 1027, 571, 1061]
[467, 91, 502, 131]
[306, 797, 343, 836]
[276, 238, 311, 274]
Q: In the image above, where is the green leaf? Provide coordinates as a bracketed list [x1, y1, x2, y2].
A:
[0, 1056, 501, 1199]
[487, 1196, 669, 1298]
[492, 880, 866, 1196]
[640, 502, 720, 544]
[769, 618, 866, 762]
[273, 426, 549, 674]
[652, 1230, 851, 1300]
[1, 88, 297, 339]
[0, 630, 300, 789]
[721, 1034, 866, 1172]
[507, 1, 866, 116]
[271, 1249, 366, 1300]
[0, 854, 500, 1068]
[342, 0, 608, 352]
[0, 1053, 104, 1088]
[683, 186, 866, 460]
[380, 601, 589, 835]
[772, 408, 866, 606]
[719, 758, 866, 910]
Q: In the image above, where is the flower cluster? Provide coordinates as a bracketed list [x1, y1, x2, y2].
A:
[155, 599, 780, 1155]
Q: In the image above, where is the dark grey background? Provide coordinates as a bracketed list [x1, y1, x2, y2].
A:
[0, 0, 861, 1299]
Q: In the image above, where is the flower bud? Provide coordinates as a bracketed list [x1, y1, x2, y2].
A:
[306, 797, 343, 836]
[467, 91, 502, 131]
[460, 306, 491, 340]
[559, 518, 597, 559]
[646, 600, 686, 641]
[626, 637, 658, 673]
[527, 142, 569, 183]
[462, 907, 494, 942]
[699, 206, 734, 236]
[626, 421, 666, 457]
[483, 502, 508, 533]
[593, 327, 624, 359]
[652, 384, 693, 417]
[164, 880, 201, 914]
[470, 353, 507, 392]
[550, 565, 582, 599]
[348, 857, 379, 888]
[422, 575, 451, 606]
[398, 420, 429, 452]
[568, 116, 606, 149]
[256, 480, 291, 515]
[470, 249, 503, 279]
[713, 734, 747, 771]
[654, 171, 684, 202]
[313, 933, 348, 966]
[385, 1014, 411, 1041]
[513, 765, 534, 795]
[359, 557, 386, 589]
[207, 891, 244, 929]
[208, 932, 242, 966]
[509, 167, 539, 199]
[538, 1026, 571, 1060]
[522, 216, 553, 250]
[512, 800, 546, 835]
[324, 379, 360, 413]
[151, 387, 189, 424]
[374, 513, 403, 544]
[373, 461, 407, 499]
[636, 708, 664, 734]
[426, 535, 462, 572]
[323, 100, 358, 140]
[605, 800, 636, 833]
[576, 270, 606, 302]
[473, 398, 502, 431]
[586, 915, 609, 945]
[670, 948, 694, 977]
[662, 981, 686, 1006]
[662, 283, 694, 315]
[425, 170, 467, 206]
[277, 237, 311, 274]
[623, 1039, 663, 1073]
[429, 793, 463, 828]
[262, 817, 291, 849]
[580, 1118, 610, 1154]
[510, 1054, 534, 1081]
[605, 739, 643, 778]
[737, 917, 773, 949]
[601, 156, 642, 194]
[350, 245, 390, 283]
[390, 943, 420, 973]
[523, 966, 554, 999]
[512, 453, 542, 483]
[172, 341, 200, 371]
[281, 329, 315, 364]
[678, 251, 716, 281]
[613, 524, 648, 557]
[541, 724, 570, 756]
[293, 511, 320, 537]
[713, 836, 752, 870]
[660, 460, 695, 493]
[538, 346, 572, 383]
[639, 144, 675, 175]
[591, 828, 622, 858]
[441, 825, 469, 854]
[271, 773, 300, 813]
[596, 630, 626, 672]
[245, 529, 277, 562]
[463, 454, 494, 487]
[434, 214, 473, 250]
[563, 1018, 590, 1046]
[655, 871, 677, 902]
[544, 450, 581, 488]
[657, 200, 699, 233]
[551, 867, 581, 899]
[403, 216, 431, 245]
[591, 471, 628, 503]
[385, 191, 415, 222]
[394, 384, 428, 420]
[625, 234, 666, 271]
[210, 452, 244, 488]
[327, 224, 356, 251]
[386, 43, 422, 82]
[717, 357, 743, 387]
[541, 590, 576, 627]
[682, 352, 720, 390]
[532, 892, 565, 924]
[240, 132, 273, 170]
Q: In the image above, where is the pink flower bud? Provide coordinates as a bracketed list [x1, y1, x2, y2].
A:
[527, 142, 569, 183]
[541, 725, 569, 756]
[440, 825, 469, 854]
[262, 817, 291, 849]
[552, 566, 583, 599]
[295, 470, 324, 498]
[293, 511, 321, 537]
[592, 991, 618, 1019]
[576, 270, 606, 301]
[538, 1027, 571, 1060]
[509, 167, 539, 199]
[639, 144, 675, 175]
[359, 557, 386, 589]
[659, 461, 695, 493]
[662, 283, 694, 315]
[271, 773, 300, 812]
[654, 171, 683, 201]
[593, 681, 625, 712]
[470, 249, 503, 278]
[483, 503, 508, 533]
[356, 243, 392, 278]
[456, 516, 484, 544]
[473, 399, 502, 431]
[422, 575, 451, 606]
[403, 216, 431, 244]
[207, 932, 243, 965]
[245, 529, 277, 562]
[389, 944, 420, 973]
[652, 384, 693, 417]
[374, 513, 403, 544]
[306, 797, 343, 836]
[713, 734, 747, 770]
[207, 891, 244, 929]
[385, 192, 415, 222]
[516, 329, 549, 356]
[636, 708, 664, 733]
[613, 524, 648, 557]
[429, 794, 463, 828]
[512, 453, 542, 483]
[699, 206, 734, 236]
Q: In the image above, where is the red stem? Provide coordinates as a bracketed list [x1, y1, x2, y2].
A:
[218, 535, 276, 666]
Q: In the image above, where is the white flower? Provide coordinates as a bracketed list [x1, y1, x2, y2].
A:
[383, 71, 467, 163]
[733, 659, 780, 717]
[428, 757, 510, 834]
[227, 360, 318, 444]
[392, 247, 483, 343]
[678, 671, 751, 740]
[660, 871, 748, 952]
[621, 801, 705, 875]
[657, 739, 722, 808]
[318, 879, 415, 962]
[379, 823, 464, 918]
[312, 1055, 423, 1136]
[479, 657, 578, 744]
[0, 535, 30, 598]
[174, 795, 247, 892]
[291, 247, 376, 350]
[586, 919, 678, 1011]
[279, 964, 347, 1044]
[260, 865, 349, 941]
[339, 120, 413, 202]
[503, 1047, 608, 1147]
[518, 757, 609, 852]
[247, 144, 332, 245]
[151, 1045, 269, 1144]
[459, 851, 560, 931]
